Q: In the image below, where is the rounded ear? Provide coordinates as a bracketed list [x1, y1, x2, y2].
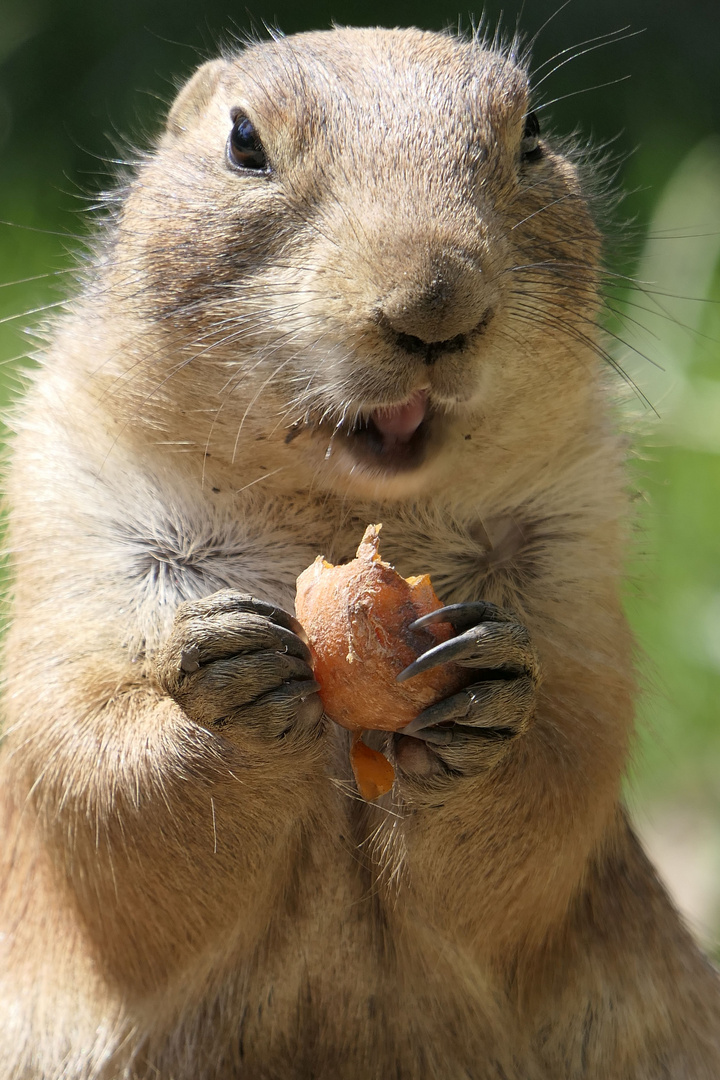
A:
[166, 58, 228, 137]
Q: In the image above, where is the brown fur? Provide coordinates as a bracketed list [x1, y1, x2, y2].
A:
[0, 26, 718, 1079]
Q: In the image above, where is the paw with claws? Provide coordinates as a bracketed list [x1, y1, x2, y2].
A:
[396, 602, 539, 774]
[154, 590, 323, 739]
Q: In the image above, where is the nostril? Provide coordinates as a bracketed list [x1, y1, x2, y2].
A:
[377, 308, 495, 364]
[394, 331, 467, 365]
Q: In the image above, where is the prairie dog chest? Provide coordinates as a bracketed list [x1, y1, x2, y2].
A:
[119, 492, 517, 626]
[104, 467, 494, 604]
[36, 421, 530, 655]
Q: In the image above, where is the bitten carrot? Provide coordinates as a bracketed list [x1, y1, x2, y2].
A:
[295, 524, 466, 798]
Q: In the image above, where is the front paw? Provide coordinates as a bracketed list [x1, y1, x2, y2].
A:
[154, 590, 323, 739]
[396, 602, 539, 775]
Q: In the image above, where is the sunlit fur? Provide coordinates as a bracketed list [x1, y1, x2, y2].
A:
[0, 26, 718, 1079]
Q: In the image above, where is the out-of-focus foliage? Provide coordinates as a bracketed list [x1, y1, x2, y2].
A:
[0, 0, 718, 937]
[619, 140, 720, 946]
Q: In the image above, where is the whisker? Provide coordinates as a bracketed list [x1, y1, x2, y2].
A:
[531, 28, 642, 92]
[0, 300, 68, 327]
[535, 74, 632, 113]
[0, 268, 77, 290]
[524, 0, 575, 54]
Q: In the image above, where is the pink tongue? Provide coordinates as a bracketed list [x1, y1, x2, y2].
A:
[371, 391, 428, 444]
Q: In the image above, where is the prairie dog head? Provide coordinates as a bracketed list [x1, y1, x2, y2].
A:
[107, 28, 602, 498]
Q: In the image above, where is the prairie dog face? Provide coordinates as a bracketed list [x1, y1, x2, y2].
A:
[112, 28, 601, 498]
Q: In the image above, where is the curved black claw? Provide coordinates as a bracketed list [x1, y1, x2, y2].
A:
[395, 601, 539, 774]
[409, 601, 511, 634]
[402, 689, 476, 735]
[397, 619, 534, 684]
[396, 628, 477, 683]
[403, 677, 534, 737]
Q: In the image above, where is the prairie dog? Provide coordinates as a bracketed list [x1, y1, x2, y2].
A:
[1, 24, 719, 1080]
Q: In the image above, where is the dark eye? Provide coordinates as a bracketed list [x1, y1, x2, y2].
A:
[227, 114, 269, 172]
[521, 112, 542, 162]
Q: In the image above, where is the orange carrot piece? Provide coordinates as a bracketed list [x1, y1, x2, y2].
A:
[349, 732, 396, 801]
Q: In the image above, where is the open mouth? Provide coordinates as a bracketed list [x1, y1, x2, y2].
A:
[333, 389, 433, 472]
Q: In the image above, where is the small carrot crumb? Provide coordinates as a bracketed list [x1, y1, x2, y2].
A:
[349, 732, 396, 801]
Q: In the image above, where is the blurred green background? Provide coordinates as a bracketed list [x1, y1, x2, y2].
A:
[1, 0, 719, 941]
